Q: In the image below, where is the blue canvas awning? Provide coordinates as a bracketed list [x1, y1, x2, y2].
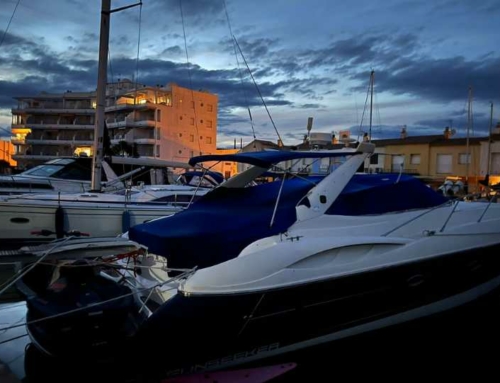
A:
[189, 149, 359, 168]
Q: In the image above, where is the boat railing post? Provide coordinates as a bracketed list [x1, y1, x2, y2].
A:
[382, 199, 452, 237]
[270, 171, 288, 228]
[477, 194, 495, 223]
[439, 200, 460, 233]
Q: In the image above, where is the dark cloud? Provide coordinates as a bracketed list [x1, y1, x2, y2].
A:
[161, 45, 183, 57]
[297, 104, 322, 109]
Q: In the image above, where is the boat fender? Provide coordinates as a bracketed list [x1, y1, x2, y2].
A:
[55, 205, 65, 239]
[122, 210, 131, 233]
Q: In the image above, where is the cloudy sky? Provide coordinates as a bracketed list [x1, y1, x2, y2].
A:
[0, 0, 499, 147]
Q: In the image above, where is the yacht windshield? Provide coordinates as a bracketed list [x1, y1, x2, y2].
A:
[21, 158, 94, 181]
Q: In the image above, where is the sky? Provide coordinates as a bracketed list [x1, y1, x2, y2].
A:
[0, 0, 499, 148]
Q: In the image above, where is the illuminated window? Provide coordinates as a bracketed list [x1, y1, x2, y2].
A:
[74, 146, 93, 157]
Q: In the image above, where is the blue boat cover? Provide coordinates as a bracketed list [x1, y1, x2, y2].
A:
[129, 173, 447, 270]
[189, 149, 358, 168]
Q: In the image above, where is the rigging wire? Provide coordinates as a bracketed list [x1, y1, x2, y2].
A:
[374, 88, 382, 134]
[179, 0, 202, 155]
[232, 36, 283, 145]
[357, 76, 371, 141]
[222, 0, 257, 142]
[133, 1, 143, 108]
[0, 0, 20, 49]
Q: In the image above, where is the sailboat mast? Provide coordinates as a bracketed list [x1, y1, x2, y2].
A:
[91, 0, 111, 191]
[487, 102, 494, 181]
[369, 70, 374, 142]
[465, 86, 472, 188]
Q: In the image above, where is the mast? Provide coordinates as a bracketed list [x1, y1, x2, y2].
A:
[465, 86, 472, 190]
[90, 0, 141, 191]
[91, 0, 111, 191]
[487, 102, 494, 183]
[369, 70, 374, 142]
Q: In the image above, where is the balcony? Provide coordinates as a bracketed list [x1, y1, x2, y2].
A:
[22, 123, 95, 130]
[25, 139, 94, 146]
[134, 138, 156, 145]
[12, 107, 95, 115]
[12, 154, 73, 161]
[105, 103, 154, 112]
[106, 119, 156, 129]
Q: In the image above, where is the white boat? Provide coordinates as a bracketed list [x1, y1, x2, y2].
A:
[0, 157, 123, 195]
[0, 182, 210, 249]
[129, 142, 500, 374]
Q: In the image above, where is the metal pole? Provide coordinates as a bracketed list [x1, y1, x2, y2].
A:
[369, 70, 374, 142]
[91, 0, 111, 191]
[465, 86, 472, 191]
[487, 102, 493, 181]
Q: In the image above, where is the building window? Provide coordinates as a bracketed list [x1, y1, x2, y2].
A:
[410, 154, 421, 165]
[156, 109, 161, 122]
[200, 136, 203, 140]
[436, 154, 452, 174]
[206, 120, 212, 128]
[189, 134, 194, 142]
[200, 102, 204, 107]
[156, 127, 161, 140]
[370, 153, 379, 165]
[179, 116, 183, 120]
[156, 145, 160, 157]
[391, 155, 404, 172]
[200, 119, 203, 124]
[206, 137, 212, 144]
[179, 133, 183, 138]
[207, 104, 213, 112]
[190, 118, 194, 125]
[459, 153, 471, 164]
[191, 101, 195, 109]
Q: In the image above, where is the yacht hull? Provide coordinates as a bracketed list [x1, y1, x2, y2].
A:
[0, 201, 179, 246]
[137, 243, 500, 376]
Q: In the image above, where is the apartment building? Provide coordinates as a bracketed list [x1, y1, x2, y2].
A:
[106, 81, 217, 163]
[11, 90, 100, 169]
[10, 80, 218, 169]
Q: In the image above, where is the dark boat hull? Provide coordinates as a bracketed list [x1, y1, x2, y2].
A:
[136, 243, 500, 377]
